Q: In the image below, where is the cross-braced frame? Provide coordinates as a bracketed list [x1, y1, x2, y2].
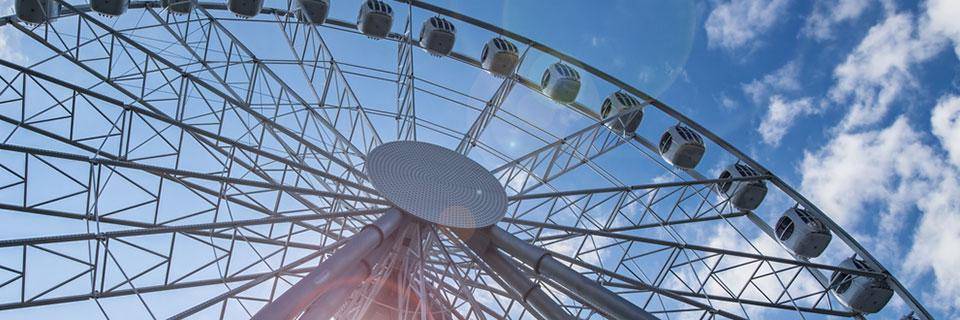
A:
[0, 0, 930, 319]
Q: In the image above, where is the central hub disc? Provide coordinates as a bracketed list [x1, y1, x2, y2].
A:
[366, 141, 507, 229]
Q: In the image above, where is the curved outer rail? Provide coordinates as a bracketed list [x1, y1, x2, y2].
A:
[392, 2, 930, 318]
[0, 1, 930, 318]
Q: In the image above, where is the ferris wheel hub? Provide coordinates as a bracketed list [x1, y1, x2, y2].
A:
[366, 141, 507, 229]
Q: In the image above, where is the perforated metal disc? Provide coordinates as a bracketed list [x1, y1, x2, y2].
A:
[366, 141, 507, 229]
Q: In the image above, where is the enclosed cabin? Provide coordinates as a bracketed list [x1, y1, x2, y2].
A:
[420, 17, 456, 56]
[162, 0, 194, 15]
[15, 0, 60, 24]
[830, 257, 894, 314]
[775, 207, 832, 258]
[227, 0, 263, 18]
[658, 125, 705, 169]
[90, 0, 128, 16]
[480, 38, 519, 77]
[717, 164, 767, 211]
[540, 62, 580, 104]
[601, 91, 644, 134]
[296, 0, 329, 25]
[357, 0, 393, 39]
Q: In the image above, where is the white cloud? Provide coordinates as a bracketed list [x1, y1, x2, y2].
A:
[718, 94, 737, 110]
[758, 96, 816, 146]
[806, 3, 960, 233]
[715, 0, 960, 316]
[742, 61, 820, 146]
[799, 117, 938, 229]
[829, 13, 944, 130]
[799, 113, 960, 315]
[904, 169, 960, 314]
[791, 0, 960, 140]
[802, 0, 872, 40]
[924, 0, 960, 58]
[931, 95, 960, 166]
[825, 2, 960, 131]
[0, 0, 25, 64]
[799, 2, 960, 314]
[0, 33, 24, 64]
[705, 0, 791, 51]
[742, 60, 802, 104]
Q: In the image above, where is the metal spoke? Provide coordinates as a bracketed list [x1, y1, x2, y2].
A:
[396, 1, 416, 141]
[456, 74, 518, 155]
[0, 1, 929, 319]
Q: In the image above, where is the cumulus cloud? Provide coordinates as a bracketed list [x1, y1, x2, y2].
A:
[718, 93, 737, 110]
[807, 2, 960, 226]
[802, 0, 872, 40]
[742, 60, 821, 146]
[0, 0, 26, 63]
[800, 113, 960, 315]
[797, 0, 960, 314]
[758, 96, 816, 146]
[931, 95, 960, 166]
[742, 60, 802, 104]
[826, 0, 960, 131]
[800, 118, 938, 229]
[924, 0, 960, 57]
[765, 1, 959, 145]
[705, 0, 791, 51]
[829, 13, 943, 130]
[807, 111, 959, 317]
[904, 166, 960, 314]
[706, 0, 960, 315]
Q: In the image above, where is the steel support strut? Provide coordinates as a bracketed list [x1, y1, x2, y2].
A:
[486, 227, 657, 320]
[461, 231, 573, 320]
[252, 209, 406, 320]
[297, 231, 400, 320]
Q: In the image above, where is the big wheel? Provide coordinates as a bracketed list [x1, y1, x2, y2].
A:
[0, 0, 931, 319]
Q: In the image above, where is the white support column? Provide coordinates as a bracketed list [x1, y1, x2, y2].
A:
[252, 209, 406, 320]
[486, 226, 657, 320]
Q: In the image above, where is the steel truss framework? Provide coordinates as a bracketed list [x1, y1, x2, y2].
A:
[0, 0, 929, 319]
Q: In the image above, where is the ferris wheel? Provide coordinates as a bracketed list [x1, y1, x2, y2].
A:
[0, 0, 933, 319]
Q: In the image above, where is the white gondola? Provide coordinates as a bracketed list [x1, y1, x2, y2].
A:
[162, 0, 194, 15]
[227, 0, 263, 18]
[15, 0, 59, 24]
[716, 164, 767, 210]
[295, 0, 329, 25]
[830, 257, 894, 314]
[658, 125, 705, 169]
[480, 38, 519, 77]
[419, 17, 456, 56]
[775, 208, 832, 258]
[357, 0, 392, 39]
[540, 62, 580, 104]
[90, 0, 128, 16]
[601, 91, 644, 134]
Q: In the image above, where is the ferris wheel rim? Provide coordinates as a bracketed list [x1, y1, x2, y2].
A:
[0, 0, 931, 319]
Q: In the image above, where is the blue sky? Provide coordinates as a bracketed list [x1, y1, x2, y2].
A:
[673, 0, 960, 317]
[406, 1, 960, 317]
[0, 0, 958, 319]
